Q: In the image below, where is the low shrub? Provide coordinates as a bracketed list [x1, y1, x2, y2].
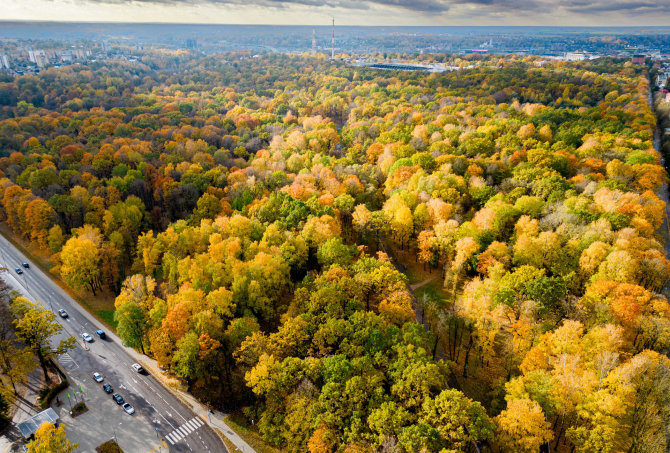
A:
[39, 379, 69, 409]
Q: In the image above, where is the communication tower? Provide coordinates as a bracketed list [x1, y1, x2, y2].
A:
[312, 29, 317, 54]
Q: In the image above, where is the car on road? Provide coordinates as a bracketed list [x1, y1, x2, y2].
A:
[58, 309, 68, 318]
[131, 363, 144, 373]
[103, 383, 113, 393]
[122, 403, 135, 415]
[95, 329, 106, 339]
[15, 268, 22, 274]
[22, 263, 29, 268]
[82, 332, 93, 342]
[112, 393, 124, 405]
[92, 372, 103, 383]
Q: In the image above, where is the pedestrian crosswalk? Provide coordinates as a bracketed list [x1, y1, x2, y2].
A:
[165, 417, 205, 445]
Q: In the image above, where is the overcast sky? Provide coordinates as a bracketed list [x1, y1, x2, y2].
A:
[5, 0, 670, 26]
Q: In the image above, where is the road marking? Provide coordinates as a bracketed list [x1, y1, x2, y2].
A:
[57, 352, 79, 371]
[185, 419, 197, 430]
[177, 426, 188, 436]
[192, 417, 203, 427]
[159, 413, 175, 429]
[182, 424, 193, 434]
[166, 433, 176, 445]
[171, 430, 182, 441]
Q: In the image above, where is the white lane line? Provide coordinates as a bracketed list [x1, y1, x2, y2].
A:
[159, 413, 176, 430]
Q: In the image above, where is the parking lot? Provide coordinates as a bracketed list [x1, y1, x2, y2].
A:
[53, 364, 166, 453]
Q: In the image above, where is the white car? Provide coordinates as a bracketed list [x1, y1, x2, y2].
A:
[82, 333, 93, 342]
[92, 372, 103, 383]
[122, 403, 135, 415]
[131, 363, 144, 373]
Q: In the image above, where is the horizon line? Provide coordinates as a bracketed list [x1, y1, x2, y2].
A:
[0, 20, 670, 29]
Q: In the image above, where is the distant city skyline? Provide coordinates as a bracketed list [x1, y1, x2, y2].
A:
[4, 0, 670, 27]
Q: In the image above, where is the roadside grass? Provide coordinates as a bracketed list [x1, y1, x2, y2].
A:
[0, 223, 117, 327]
[223, 413, 281, 453]
[96, 310, 118, 330]
[215, 427, 238, 453]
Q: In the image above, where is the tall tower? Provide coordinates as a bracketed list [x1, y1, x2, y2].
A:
[331, 18, 335, 60]
[312, 28, 317, 54]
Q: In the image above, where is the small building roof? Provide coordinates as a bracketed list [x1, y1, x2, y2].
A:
[17, 408, 60, 439]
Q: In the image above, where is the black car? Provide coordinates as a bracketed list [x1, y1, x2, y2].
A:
[22, 263, 29, 268]
[103, 383, 113, 393]
[112, 393, 124, 405]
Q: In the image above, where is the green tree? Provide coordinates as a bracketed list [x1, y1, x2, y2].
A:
[11, 298, 75, 384]
[172, 331, 200, 379]
[47, 224, 65, 253]
[114, 301, 148, 354]
[419, 388, 495, 451]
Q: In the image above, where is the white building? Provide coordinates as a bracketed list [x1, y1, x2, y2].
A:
[565, 52, 587, 61]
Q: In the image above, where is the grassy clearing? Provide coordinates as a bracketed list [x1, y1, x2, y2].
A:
[96, 310, 118, 330]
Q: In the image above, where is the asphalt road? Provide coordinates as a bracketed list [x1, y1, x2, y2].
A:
[0, 232, 226, 453]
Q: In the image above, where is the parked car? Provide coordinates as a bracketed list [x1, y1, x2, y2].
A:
[58, 309, 68, 318]
[82, 332, 93, 342]
[14, 268, 22, 274]
[95, 329, 106, 339]
[112, 393, 124, 405]
[131, 363, 144, 373]
[102, 383, 113, 393]
[22, 263, 29, 268]
[122, 403, 135, 415]
[92, 372, 103, 383]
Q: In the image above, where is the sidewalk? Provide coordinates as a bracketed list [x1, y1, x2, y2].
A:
[135, 355, 256, 453]
[0, 367, 44, 453]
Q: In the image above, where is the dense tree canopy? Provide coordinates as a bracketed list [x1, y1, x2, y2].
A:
[0, 52, 668, 452]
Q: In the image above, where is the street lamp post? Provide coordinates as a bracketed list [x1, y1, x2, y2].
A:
[113, 422, 122, 442]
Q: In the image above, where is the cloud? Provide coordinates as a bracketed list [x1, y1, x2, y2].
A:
[72, 0, 453, 13]
[563, 0, 670, 14]
[57, 0, 670, 16]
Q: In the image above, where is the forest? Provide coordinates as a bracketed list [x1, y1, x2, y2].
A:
[0, 50, 669, 452]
